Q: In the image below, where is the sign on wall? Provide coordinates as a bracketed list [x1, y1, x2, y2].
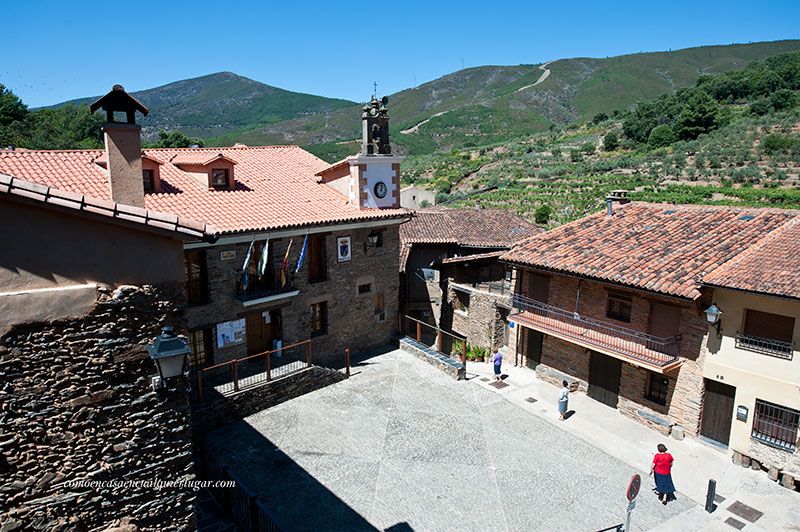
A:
[220, 250, 237, 261]
[337, 236, 352, 262]
[216, 318, 245, 348]
[736, 405, 749, 422]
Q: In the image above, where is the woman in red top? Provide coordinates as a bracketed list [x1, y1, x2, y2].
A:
[650, 443, 676, 504]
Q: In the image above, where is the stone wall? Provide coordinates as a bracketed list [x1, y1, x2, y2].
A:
[399, 338, 466, 380]
[514, 268, 710, 436]
[188, 225, 401, 367]
[192, 366, 347, 434]
[0, 285, 195, 531]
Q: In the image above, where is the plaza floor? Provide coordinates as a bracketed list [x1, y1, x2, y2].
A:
[205, 349, 697, 531]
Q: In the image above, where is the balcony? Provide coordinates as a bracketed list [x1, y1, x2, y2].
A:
[235, 270, 299, 306]
[735, 333, 794, 360]
[451, 276, 513, 297]
[511, 294, 682, 372]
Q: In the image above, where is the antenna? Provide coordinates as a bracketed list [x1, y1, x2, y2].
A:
[373, 81, 377, 98]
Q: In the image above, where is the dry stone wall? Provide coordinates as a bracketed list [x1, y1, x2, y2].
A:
[0, 284, 194, 531]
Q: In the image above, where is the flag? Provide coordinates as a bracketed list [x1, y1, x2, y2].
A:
[280, 238, 294, 287]
[240, 240, 255, 291]
[294, 233, 309, 274]
[257, 240, 270, 279]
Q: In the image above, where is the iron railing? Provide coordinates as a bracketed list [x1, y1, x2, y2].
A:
[752, 399, 799, 452]
[399, 315, 468, 363]
[511, 294, 681, 367]
[197, 340, 312, 399]
[235, 270, 297, 302]
[735, 333, 794, 360]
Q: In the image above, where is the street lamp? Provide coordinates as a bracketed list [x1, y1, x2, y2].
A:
[366, 231, 380, 247]
[705, 304, 722, 337]
[147, 326, 190, 390]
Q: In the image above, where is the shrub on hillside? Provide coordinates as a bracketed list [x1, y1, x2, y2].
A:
[603, 130, 619, 151]
[648, 124, 675, 149]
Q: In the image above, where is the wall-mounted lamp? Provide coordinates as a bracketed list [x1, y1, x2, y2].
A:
[366, 230, 381, 248]
[147, 326, 190, 391]
[705, 304, 722, 337]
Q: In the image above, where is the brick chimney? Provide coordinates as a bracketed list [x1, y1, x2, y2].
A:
[89, 85, 149, 208]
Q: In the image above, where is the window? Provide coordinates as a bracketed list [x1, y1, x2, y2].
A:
[308, 234, 328, 283]
[358, 283, 372, 294]
[188, 328, 214, 367]
[606, 292, 632, 322]
[453, 289, 470, 314]
[310, 301, 328, 336]
[211, 168, 229, 190]
[185, 250, 208, 306]
[645, 372, 669, 405]
[752, 400, 799, 452]
[375, 292, 384, 315]
[738, 309, 795, 358]
[143, 169, 155, 193]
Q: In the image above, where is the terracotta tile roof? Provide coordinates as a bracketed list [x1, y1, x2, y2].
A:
[501, 202, 800, 300]
[703, 217, 800, 299]
[169, 151, 236, 166]
[0, 146, 408, 235]
[0, 172, 215, 240]
[399, 207, 541, 270]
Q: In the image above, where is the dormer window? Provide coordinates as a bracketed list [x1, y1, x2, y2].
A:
[211, 168, 230, 190]
[143, 169, 155, 193]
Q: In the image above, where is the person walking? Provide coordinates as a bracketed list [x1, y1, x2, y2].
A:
[558, 380, 569, 420]
[491, 349, 503, 381]
[650, 443, 676, 505]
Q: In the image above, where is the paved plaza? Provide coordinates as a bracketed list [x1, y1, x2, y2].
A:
[205, 349, 696, 531]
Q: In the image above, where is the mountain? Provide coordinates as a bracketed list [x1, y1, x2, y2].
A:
[214, 40, 800, 157]
[47, 72, 357, 141]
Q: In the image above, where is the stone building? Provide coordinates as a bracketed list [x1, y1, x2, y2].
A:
[400, 207, 540, 351]
[0, 89, 410, 370]
[501, 196, 800, 452]
[400, 185, 436, 210]
[0, 160, 214, 528]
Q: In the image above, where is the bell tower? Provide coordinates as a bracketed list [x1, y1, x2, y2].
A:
[89, 85, 148, 208]
[317, 95, 404, 209]
[361, 96, 391, 155]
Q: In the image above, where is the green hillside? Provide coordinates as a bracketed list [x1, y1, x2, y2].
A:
[217, 40, 800, 156]
[400, 50, 800, 226]
[47, 72, 356, 141]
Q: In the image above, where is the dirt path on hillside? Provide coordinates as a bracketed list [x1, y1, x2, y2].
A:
[515, 60, 553, 92]
[400, 111, 449, 135]
[400, 60, 553, 136]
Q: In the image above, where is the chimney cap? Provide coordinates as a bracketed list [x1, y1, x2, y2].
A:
[89, 85, 149, 122]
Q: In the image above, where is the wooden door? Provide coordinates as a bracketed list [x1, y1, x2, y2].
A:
[649, 302, 682, 338]
[588, 351, 622, 408]
[527, 273, 550, 303]
[700, 379, 736, 446]
[245, 310, 275, 356]
[523, 328, 543, 369]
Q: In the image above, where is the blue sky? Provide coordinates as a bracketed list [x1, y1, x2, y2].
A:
[4, 0, 799, 107]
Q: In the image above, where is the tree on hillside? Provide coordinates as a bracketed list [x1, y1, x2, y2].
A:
[769, 88, 798, 111]
[675, 92, 718, 140]
[603, 130, 619, 151]
[534, 204, 552, 225]
[592, 112, 608, 125]
[152, 130, 204, 148]
[648, 124, 675, 148]
[26, 105, 104, 150]
[0, 84, 29, 146]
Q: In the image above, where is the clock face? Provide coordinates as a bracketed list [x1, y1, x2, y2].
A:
[374, 181, 388, 199]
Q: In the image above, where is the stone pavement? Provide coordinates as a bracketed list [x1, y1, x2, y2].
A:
[205, 349, 696, 531]
[468, 359, 800, 531]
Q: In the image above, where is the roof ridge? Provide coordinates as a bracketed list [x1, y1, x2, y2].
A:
[144, 144, 301, 152]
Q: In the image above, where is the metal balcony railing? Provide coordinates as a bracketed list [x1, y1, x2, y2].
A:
[235, 270, 297, 302]
[511, 293, 681, 367]
[735, 333, 794, 360]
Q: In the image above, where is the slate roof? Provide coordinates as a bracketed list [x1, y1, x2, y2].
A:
[703, 217, 800, 300]
[399, 207, 541, 270]
[0, 146, 407, 236]
[0, 173, 215, 240]
[501, 202, 800, 300]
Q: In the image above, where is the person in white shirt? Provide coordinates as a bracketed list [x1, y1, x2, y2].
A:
[558, 380, 569, 420]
